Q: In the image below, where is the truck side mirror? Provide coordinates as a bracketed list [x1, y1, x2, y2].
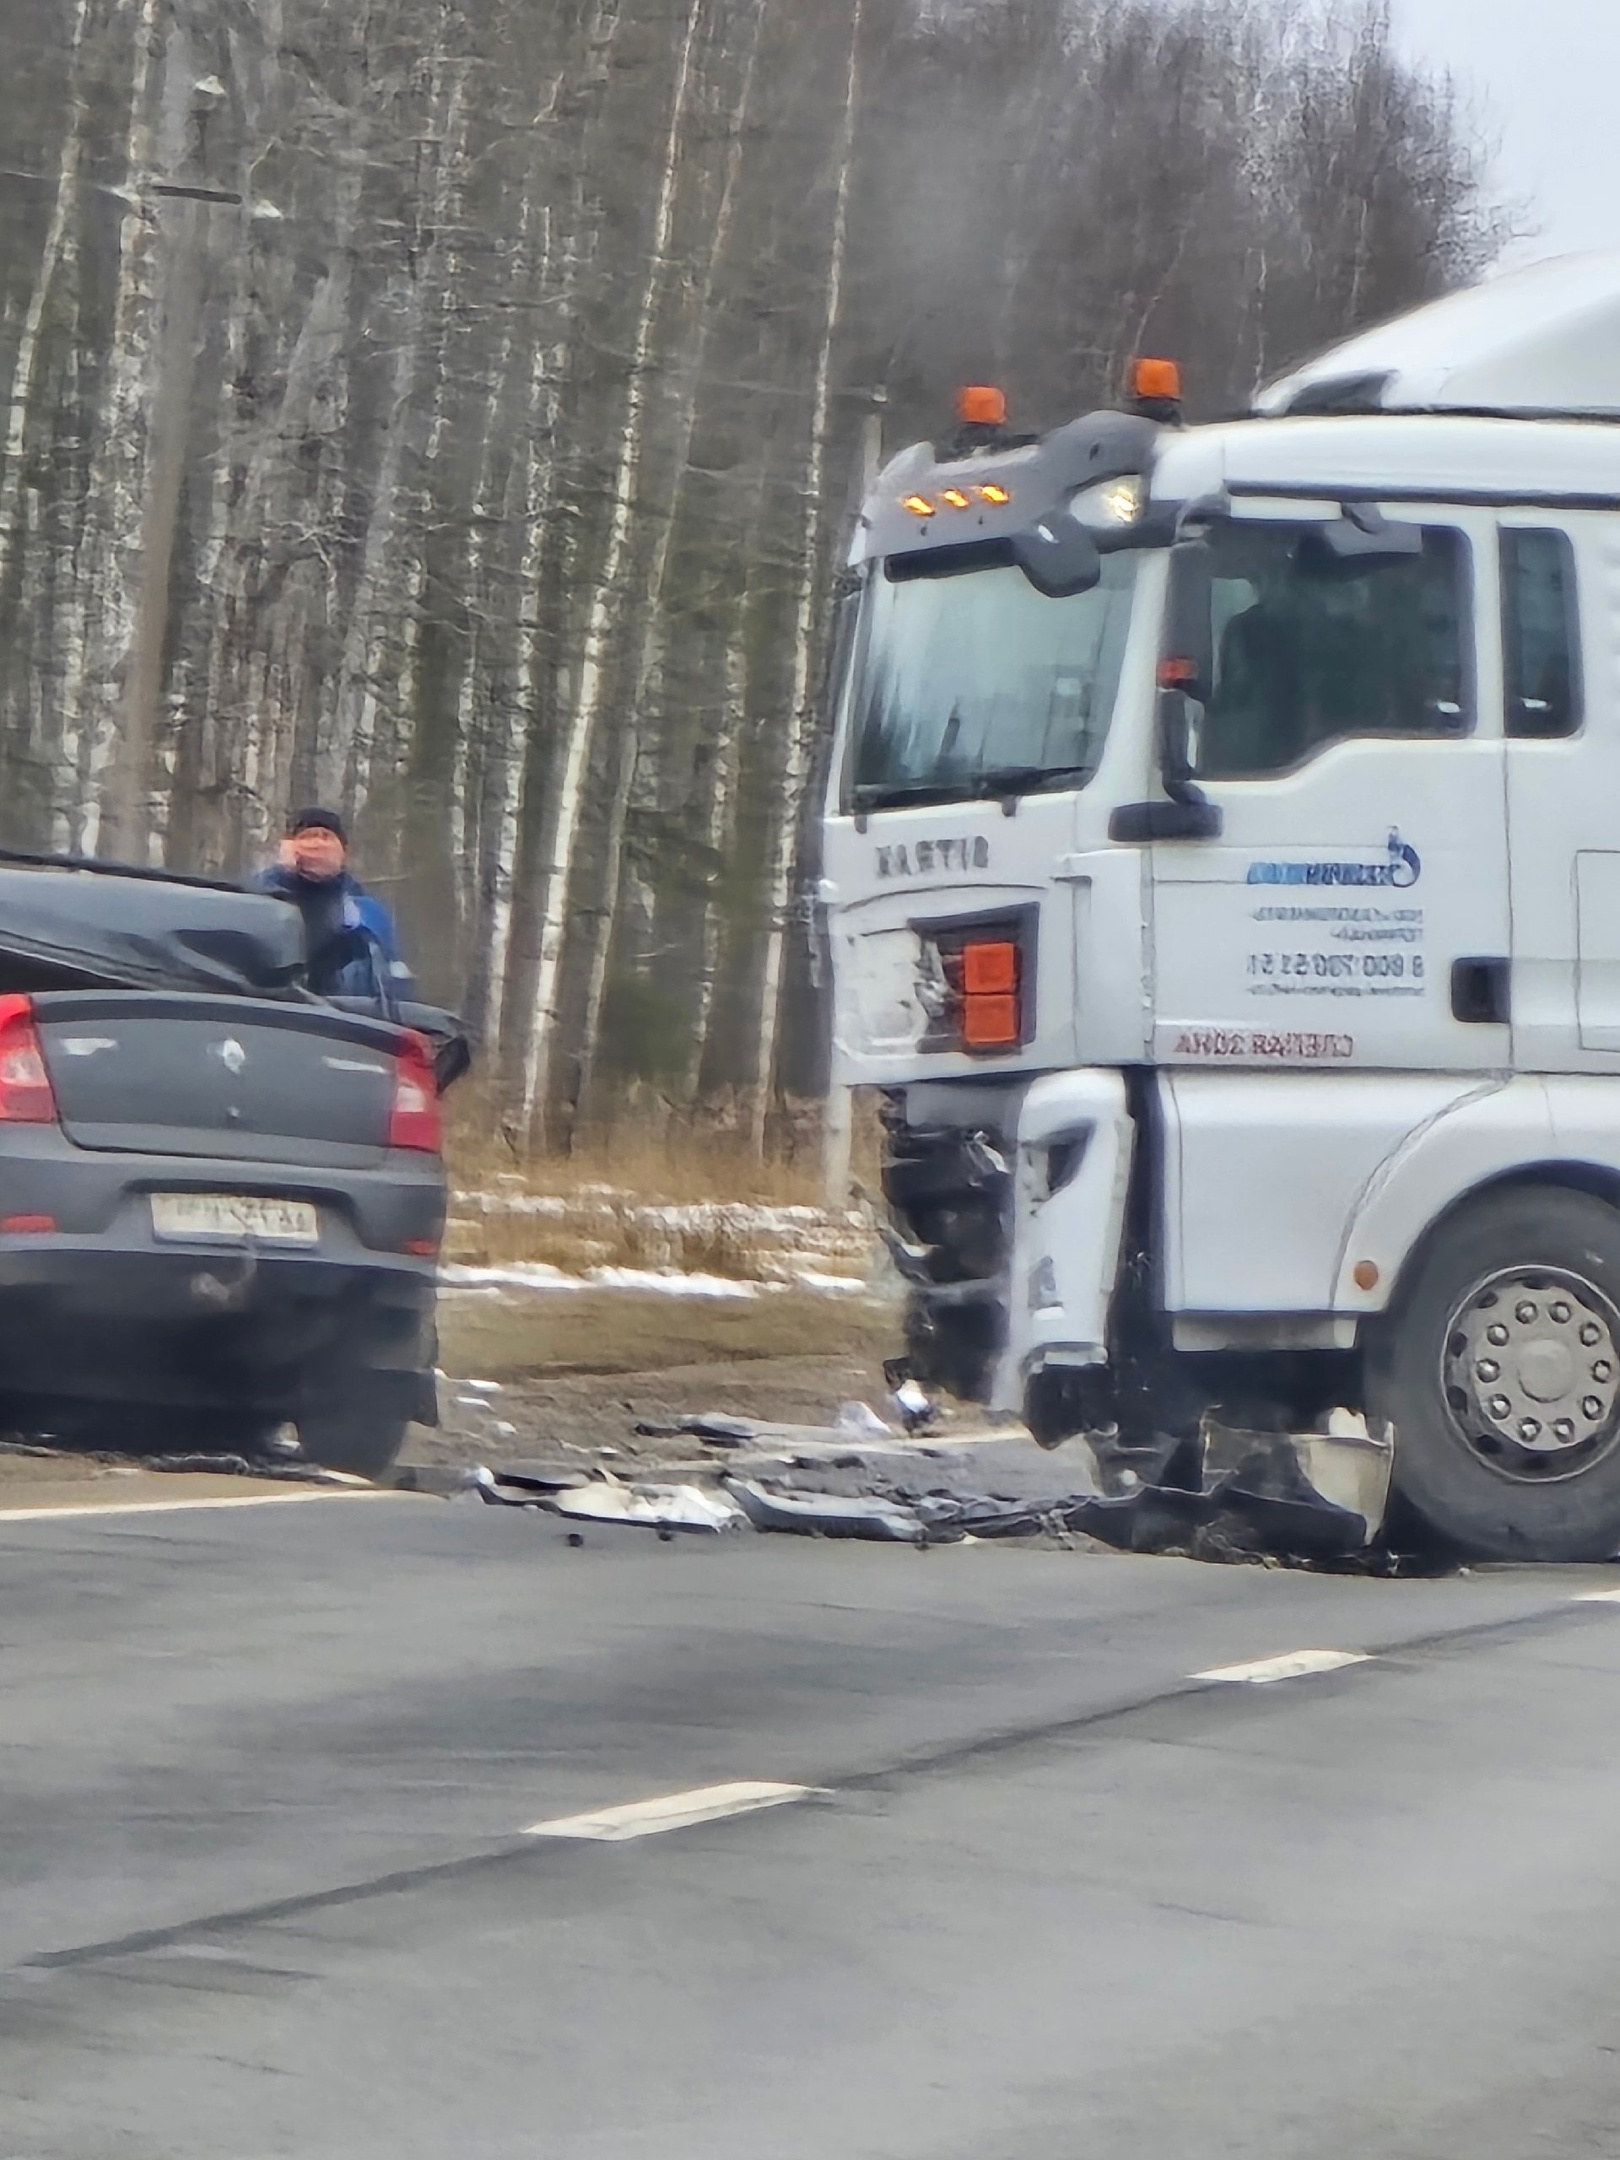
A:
[1012, 509, 1102, 598]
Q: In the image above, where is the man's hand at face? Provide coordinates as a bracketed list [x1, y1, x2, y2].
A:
[289, 826, 347, 882]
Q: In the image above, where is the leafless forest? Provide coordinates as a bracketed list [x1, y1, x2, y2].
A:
[0, 0, 1504, 1147]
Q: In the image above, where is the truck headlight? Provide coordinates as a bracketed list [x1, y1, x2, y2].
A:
[1071, 476, 1142, 528]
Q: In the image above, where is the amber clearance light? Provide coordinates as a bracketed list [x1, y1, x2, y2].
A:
[956, 384, 1008, 427]
[960, 938, 1021, 1051]
[1132, 356, 1182, 403]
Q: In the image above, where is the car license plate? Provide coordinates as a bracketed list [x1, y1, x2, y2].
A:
[150, 1194, 319, 1246]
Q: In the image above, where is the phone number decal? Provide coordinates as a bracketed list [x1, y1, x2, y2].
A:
[1249, 951, 1424, 981]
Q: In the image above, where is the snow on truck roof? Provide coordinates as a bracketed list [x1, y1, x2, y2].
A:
[1150, 408, 1620, 507]
[1255, 252, 1620, 422]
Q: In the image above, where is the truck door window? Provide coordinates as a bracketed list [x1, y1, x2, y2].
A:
[1502, 528, 1581, 739]
[1193, 521, 1469, 779]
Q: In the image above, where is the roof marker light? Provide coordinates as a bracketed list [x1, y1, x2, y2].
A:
[956, 385, 1008, 427]
[978, 482, 1012, 505]
[941, 487, 972, 510]
[902, 493, 935, 517]
[1132, 356, 1182, 403]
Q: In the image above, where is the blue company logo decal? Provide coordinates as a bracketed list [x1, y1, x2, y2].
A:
[1246, 830, 1420, 890]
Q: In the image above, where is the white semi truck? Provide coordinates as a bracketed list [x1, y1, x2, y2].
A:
[821, 253, 1620, 1560]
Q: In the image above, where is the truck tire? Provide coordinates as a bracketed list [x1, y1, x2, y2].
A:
[296, 1410, 409, 1482]
[1367, 1184, 1620, 1560]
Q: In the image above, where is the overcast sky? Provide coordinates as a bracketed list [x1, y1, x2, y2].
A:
[1393, 0, 1620, 262]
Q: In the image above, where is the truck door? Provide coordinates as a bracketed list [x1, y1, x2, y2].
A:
[1500, 511, 1617, 1071]
[1148, 503, 1511, 1074]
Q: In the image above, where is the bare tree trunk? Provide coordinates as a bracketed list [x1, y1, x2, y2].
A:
[106, 191, 207, 859]
[323, 58, 467, 813]
[569, 0, 769, 1127]
[749, 0, 863, 1152]
[687, 556, 755, 1093]
[510, 0, 707, 1140]
[484, 203, 566, 1049]
[64, 0, 162, 856]
[0, 0, 97, 600]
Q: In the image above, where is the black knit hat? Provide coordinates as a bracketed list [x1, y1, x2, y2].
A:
[287, 806, 348, 846]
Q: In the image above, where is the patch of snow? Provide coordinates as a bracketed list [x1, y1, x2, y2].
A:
[439, 1261, 764, 1300]
[440, 1262, 586, 1293]
[451, 1186, 868, 1251]
[588, 1267, 763, 1300]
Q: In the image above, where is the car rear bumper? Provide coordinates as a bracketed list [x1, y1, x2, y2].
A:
[0, 1242, 438, 1424]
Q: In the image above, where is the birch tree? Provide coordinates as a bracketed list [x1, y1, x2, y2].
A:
[749, 0, 863, 1151]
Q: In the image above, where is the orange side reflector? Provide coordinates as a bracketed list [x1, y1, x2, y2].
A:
[962, 940, 1018, 996]
[1158, 656, 1198, 688]
[963, 994, 1020, 1049]
[1, 1213, 56, 1234]
[1133, 356, 1182, 402]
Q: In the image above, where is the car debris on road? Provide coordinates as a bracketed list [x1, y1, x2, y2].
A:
[452, 1397, 1398, 1565]
[469, 1463, 745, 1535]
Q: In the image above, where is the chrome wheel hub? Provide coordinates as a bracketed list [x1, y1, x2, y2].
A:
[1443, 1268, 1620, 1481]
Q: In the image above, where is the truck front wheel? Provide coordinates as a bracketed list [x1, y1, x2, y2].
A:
[1368, 1185, 1620, 1560]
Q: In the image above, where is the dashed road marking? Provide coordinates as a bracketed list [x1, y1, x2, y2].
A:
[0, 1489, 394, 1525]
[1193, 1649, 1371, 1686]
[523, 1781, 818, 1843]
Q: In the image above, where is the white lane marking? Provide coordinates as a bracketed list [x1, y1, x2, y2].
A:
[524, 1781, 818, 1843]
[1193, 1648, 1371, 1685]
[0, 1490, 395, 1525]
[1573, 1587, 1620, 1603]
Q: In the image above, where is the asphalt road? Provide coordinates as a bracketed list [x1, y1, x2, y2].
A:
[6, 1492, 1620, 2158]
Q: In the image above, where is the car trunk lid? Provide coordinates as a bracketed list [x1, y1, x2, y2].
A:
[34, 993, 404, 1166]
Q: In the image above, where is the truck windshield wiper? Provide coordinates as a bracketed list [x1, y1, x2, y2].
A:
[964, 764, 1093, 799]
[852, 764, 1092, 813]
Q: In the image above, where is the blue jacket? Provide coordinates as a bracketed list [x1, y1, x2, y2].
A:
[253, 866, 415, 1006]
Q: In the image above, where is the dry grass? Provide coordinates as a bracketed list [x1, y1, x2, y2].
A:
[447, 1201, 774, 1281]
[443, 1086, 884, 1284]
[437, 1283, 897, 1381]
[444, 1083, 882, 1210]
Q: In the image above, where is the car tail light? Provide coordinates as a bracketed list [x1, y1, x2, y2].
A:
[388, 1032, 442, 1153]
[0, 996, 58, 1123]
[920, 921, 1029, 1055]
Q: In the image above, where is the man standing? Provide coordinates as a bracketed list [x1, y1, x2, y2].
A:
[254, 807, 414, 1004]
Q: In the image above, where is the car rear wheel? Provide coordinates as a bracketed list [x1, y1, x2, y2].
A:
[1367, 1184, 1620, 1560]
[296, 1410, 409, 1481]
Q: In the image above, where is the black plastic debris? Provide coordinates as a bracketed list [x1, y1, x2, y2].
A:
[1057, 1412, 1395, 1562]
[632, 1412, 756, 1445]
[725, 1479, 932, 1543]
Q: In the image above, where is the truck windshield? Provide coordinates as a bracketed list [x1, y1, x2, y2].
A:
[846, 555, 1137, 810]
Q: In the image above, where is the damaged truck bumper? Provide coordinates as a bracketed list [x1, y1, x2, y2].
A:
[882, 1071, 1133, 1416]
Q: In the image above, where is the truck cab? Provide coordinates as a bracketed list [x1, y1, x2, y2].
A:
[822, 252, 1620, 1559]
